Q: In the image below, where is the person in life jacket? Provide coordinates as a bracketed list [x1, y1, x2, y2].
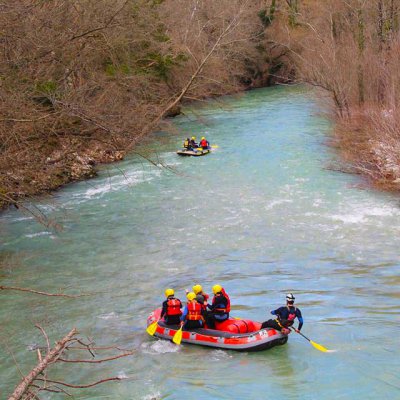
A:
[190, 136, 198, 149]
[207, 284, 230, 328]
[261, 293, 303, 335]
[192, 284, 209, 311]
[180, 292, 205, 330]
[199, 137, 210, 149]
[183, 138, 191, 150]
[160, 288, 182, 325]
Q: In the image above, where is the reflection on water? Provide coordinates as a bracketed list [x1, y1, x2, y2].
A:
[1, 86, 400, 399]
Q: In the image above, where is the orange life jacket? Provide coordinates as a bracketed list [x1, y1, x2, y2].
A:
[186, 301, 203, 321]
[166, 298, 182, 316]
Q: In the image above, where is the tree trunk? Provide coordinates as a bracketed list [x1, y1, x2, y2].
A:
[8, 328, 77, 400]
[357, 6, 365, 105]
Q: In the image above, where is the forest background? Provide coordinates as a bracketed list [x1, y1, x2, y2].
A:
[1, 0, 400, 210]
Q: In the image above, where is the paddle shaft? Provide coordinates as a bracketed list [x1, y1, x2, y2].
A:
[291, 327, 311, 342]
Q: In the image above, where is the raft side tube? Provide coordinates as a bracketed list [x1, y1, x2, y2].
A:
[146, 309, 288, 352]
[176, 149, 210, 156]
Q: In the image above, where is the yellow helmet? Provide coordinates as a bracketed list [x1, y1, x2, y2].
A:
[201, 137, 205, 140]
[212, 284, 222, 294]
[187, 292, 196, 301]
[192, 284, 203, 294]
[191, 136, 196, 140]
[165, 288, 174, 297]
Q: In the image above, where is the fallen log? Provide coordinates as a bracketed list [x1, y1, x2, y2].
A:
[8, 328, 77, 400]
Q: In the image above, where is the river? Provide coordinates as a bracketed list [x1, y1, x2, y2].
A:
[1, 86, 399, 399]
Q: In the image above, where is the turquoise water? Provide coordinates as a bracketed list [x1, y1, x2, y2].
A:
[1, 86, 399, 399]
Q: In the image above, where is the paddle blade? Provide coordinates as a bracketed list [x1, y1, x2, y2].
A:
[211, 145, 218, 148]
[310, 340, 329, 353]
[172, 326, 183, 345]
[146, 321, 158, 336]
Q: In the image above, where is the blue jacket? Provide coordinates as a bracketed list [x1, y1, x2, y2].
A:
[271, 305, 303, 330]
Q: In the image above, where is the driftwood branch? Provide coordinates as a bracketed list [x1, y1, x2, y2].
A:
[9, 328, 78, 400]
[8, 325, 134, 399]
[0, 286, 89, 298]
[34, 377, 124, 389]
[35, 325, 50, 354]
[58, 351, 134, 364]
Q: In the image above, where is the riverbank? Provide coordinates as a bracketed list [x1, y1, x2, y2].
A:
[0, 1, 280, 210]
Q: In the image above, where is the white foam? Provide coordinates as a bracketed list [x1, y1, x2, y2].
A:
[117, 370, 128, 379]
[209, 349, 233, 361]
[71, 168, 163, 201]
[13, 216, 34, 222]
[142, 391, 161, 400]
[25, 231, 51, 238]
[264, 199, 292, 210]
[97, 312, 119, 320]
[330, 214, 367, 224]
[330, 203, 399, 224]
[141, 340, 180, 354]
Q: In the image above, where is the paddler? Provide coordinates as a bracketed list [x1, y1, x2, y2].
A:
[183, 137, 191, 150]
[180, 292, 204, 330]
[192, 284, 209, 309]
[160, 288, 182, 325]
[190, 136, 198, 149]
[261, 293, 303, 334]
[199, 136, 210, 149]
[206, 284, 230, 328]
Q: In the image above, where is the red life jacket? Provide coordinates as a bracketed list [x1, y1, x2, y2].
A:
[166, 298, 182, 316]
[212, 289, 230, 313]
[186, 301, 203, 321]
[200, 139, 208, 147]
[277, 306, 297, 328]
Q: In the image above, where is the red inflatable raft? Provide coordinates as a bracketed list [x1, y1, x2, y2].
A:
[146, 308, 288, 352]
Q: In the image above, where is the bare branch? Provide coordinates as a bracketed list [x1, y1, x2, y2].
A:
[34, 325, 50, 355]
[34, 376, 124, 389]
[58, 352, 134, 364]
[0, 286, 90, 298]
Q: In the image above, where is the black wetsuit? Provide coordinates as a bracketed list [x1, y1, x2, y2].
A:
[261, 305, 303, 331]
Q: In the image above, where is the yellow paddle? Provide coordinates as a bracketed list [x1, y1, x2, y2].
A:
[146, 319, 159, 336]
[172, 324, 184, 345]
[290, 328, 330, 353]
[195, 146, 216, 151]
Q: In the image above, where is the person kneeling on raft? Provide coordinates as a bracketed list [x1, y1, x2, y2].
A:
[261, 293, 303, 335]
[206, 284, 231, 329]
[190, 136, 198, 149]
[199, 136, 210, 149]
[183, 137, 192, 150]
[161, 288, 182, 325]
[192, 284, 209, 310]
[180, 292, 204, 330]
